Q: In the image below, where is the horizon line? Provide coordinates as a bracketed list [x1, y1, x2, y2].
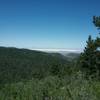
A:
[31, 48, 83, 52]
[0, 46, 83, 52]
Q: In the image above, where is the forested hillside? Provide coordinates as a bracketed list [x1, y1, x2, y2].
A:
[0, 47, 71, 84]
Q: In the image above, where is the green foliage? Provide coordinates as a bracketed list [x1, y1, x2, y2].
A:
[80, 36, 97, 77]
[50, 64, 60, 75]
[79, 16, 100, 78]
[93, 16, 100, 29]
[0, 47, 69, 84]
[0, 73, 99, 100]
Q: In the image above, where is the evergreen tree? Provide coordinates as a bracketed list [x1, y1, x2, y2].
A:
[93, 16, 100, 29]
[80, 16, 100, 78]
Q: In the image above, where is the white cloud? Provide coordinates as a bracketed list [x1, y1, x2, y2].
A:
[31, 48, 83, 53]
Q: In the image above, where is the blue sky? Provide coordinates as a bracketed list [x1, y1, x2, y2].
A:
[0, 0, 100, 50]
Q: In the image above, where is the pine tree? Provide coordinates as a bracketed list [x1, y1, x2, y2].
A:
[80, 35, 96, 77]
[93, 16, 100, 29]
[80, 16, 100, 78]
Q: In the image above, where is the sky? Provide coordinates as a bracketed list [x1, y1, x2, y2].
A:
[0, 0, 100, 51]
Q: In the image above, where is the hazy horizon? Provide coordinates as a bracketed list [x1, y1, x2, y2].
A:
[0, 45, 83, 53]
